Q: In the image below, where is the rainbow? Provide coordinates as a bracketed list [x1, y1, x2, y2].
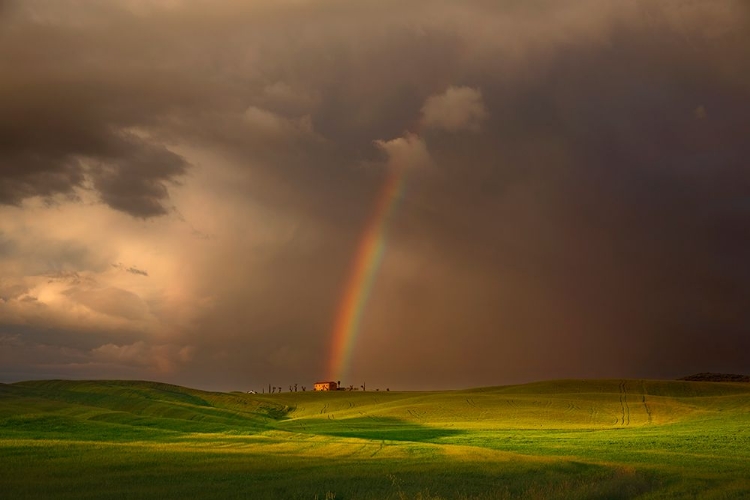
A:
[327, 166, 406, 381]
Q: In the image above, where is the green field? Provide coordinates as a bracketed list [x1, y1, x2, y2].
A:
[1, 379, 749, 499]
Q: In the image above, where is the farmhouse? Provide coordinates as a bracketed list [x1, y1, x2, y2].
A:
[314, 381, 338, 391]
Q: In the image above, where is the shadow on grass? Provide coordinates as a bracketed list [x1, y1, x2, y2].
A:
[281, 417, 465, 442]
[257, 404, 294, 420]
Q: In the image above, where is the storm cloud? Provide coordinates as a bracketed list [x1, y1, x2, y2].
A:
[0, 0, 748, 390]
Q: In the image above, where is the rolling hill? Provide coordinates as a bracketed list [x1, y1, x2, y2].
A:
[2, 379, 749, 498]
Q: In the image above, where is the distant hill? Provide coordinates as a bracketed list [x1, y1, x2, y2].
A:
[4, 378, 750, 435]
[679, 373, 750, 383]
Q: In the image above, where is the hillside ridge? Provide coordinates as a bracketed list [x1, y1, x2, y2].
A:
[679, 373, 750, 383]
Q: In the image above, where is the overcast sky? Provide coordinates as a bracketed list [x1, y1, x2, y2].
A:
[1, 0, 749, 391]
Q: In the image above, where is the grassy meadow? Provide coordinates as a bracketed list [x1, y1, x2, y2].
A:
[1, 379, 749, 499]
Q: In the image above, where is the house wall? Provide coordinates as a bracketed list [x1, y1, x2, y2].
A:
[314, 382, 337, 391]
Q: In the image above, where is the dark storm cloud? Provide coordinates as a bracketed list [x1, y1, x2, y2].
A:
[90, 138, 186, 218]
[0, 84, 189, 216]
[376, 19, 750, 384]
[1, 0, 749, 389]
[0, 2, 190, 217]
